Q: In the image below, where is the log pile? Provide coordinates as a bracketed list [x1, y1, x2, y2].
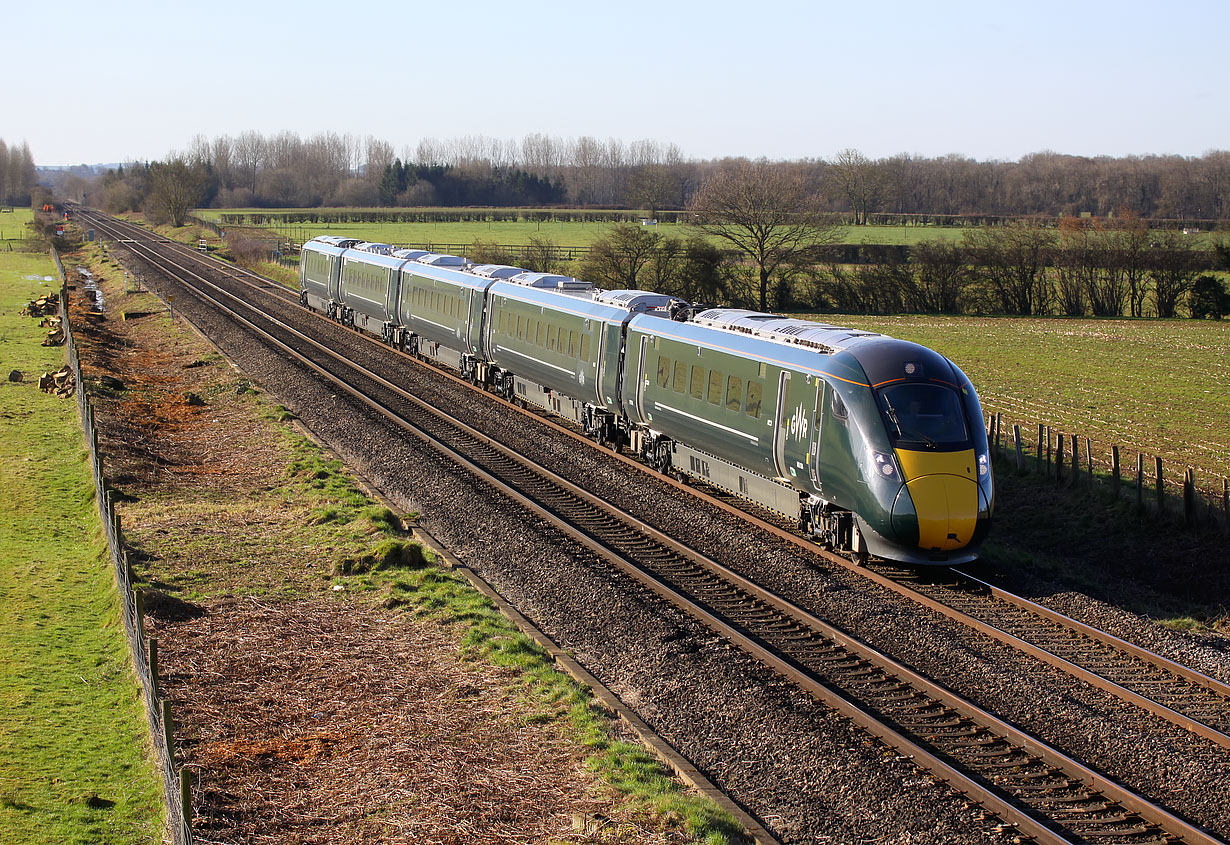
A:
[38, 366, 76, 398]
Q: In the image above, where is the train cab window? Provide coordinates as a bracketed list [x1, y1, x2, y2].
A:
[878, 383, 970, 447]
[672, 361, 687, 393]
[690, 365, 705, 399]
[657, 356, 672, 388]
[745, 381, 763, 419]
[547, 324, 558, 351]
[726, 376, 743, 413]
[830, 388, 849, 420]
[581, 334, 591, 360]
[707, 370, 723, 405]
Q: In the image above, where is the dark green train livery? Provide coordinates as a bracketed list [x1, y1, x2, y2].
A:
[301, 238, 994, 565]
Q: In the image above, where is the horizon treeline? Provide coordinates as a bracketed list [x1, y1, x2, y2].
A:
[0, 139, 38, 206]
[55, 131, 1230, 222]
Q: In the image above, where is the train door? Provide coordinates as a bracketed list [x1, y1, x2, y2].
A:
[773, 370, 792, 479]
[808, 381, 825, 487]
[633, 335, 650, 419]
[816, 381, 856, 504]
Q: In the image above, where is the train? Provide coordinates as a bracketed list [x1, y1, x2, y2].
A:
[299, 236, 994, 565]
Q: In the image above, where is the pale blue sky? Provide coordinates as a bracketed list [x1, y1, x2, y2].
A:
[8, 0, 1227, 167]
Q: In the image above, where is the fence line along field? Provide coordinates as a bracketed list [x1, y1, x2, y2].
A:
[801, 314, 1230, 492]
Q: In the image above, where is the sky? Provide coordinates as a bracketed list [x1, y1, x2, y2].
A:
[7, 0, 1228, 167]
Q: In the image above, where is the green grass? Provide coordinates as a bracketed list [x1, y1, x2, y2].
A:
[0, 206, 33, 249]
[192, 207, 975, 249]
[0, 252, 164, 844]
[796, 313, 1230, 485]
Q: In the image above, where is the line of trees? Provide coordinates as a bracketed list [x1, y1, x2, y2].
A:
[61, 130, 1230, 221]
[0, 139, 37, 206]
[574, 213, 1227, 319]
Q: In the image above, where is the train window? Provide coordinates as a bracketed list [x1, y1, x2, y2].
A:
[726, 376, 743, 413]
[498, 311, 507, 333]
[673, 361, 687, 393]
[516, 315, 525, 340]
[581, 334, 591, 360]
[568, 331, 578, 357]
[657, 356, 671, 388]
[547, 324, 558, 351]
[745, 381, 763, 419]
[536, 321, 546, 347]
[878, 383, 969, 447]
[690, 365, 705, 399]
[830, 389, 848, 420]
[707, 370, 723, 405]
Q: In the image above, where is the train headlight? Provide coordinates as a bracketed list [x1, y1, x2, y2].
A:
[977, 452, 990, 478]
[872, 451, 898, 478]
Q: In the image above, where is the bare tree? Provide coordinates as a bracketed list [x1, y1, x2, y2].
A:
[580, 225, 663, 288]
[688, 159, 837, 312]
[1148, 230, 1203, 317]
[147, 157, 207, 227]
[828, 148, 884, 225]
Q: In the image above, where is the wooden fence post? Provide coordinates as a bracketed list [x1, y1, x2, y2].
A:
[994, 413, 1002, 452]
[1036, 424, 1044, 475]
[1046, 427, 1053, 477]
[1085, 438, 1093, 487]
[1136, 453, 1144, 508]
[1112, 446, 1121, 497]
[1156, 457, 1165, 510]
[1224, 478, 1229, 521]
[1013, 425, 1023, 471]
[1055, 433, 1065, 484]
[148, 636, 158, 698]
[180, 768, 191, 828]
[1184, 469, 1196, 526]
[1070, 434, 1079, 486]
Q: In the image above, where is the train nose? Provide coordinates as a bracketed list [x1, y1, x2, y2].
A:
[891, 449, 980, 551]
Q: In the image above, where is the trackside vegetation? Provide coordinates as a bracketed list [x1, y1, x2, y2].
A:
[0, 252, 163, 844]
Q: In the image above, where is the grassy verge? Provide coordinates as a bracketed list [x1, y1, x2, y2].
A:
[0, 252, 163, 844]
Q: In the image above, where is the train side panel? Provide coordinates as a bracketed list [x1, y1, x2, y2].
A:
[338, 253, 400, 327]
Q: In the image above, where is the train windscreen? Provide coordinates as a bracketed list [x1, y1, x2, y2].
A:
[877, 383, 970, 449]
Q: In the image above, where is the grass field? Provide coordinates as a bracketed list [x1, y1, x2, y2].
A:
[0, 253, 163, 843]
[192, 207, 973, 248]
[1, 207, 34, 249]
[801, 313, 1230, 487]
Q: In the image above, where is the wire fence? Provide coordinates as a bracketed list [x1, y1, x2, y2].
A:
[52, 246, 194, 845]
[984, 408, 1229, 533]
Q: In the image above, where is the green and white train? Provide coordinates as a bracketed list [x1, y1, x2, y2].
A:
[301, 236, 994, 565]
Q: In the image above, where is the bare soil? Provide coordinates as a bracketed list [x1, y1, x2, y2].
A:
[66, 247, 696, 844]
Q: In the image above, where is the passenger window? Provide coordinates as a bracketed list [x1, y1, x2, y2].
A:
[672, 361, 687, 394]
[516, 315, 525, 340]
[726, 376, 743, 413]
[498, 311, 507, 333]
[568, 331, 578, 357]
[535, 321, 545, 346]
[707, 370, 723, 404]
[580, 334, 591, 360]
[547, 324, 558, 351]
[657, 356, 672, 388]
[690, 365, 705, 399]
[745, 381, 763, 419]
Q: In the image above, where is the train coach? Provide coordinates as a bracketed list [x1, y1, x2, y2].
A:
[299, 237, 994, 565]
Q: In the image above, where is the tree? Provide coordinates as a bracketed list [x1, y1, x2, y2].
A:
[1149, 231, 1203, 318]
[909, 241, 971, 313]
[146, 158, 207, 227]
[1189, 275, 1229, 319]
[581, 225, 662, 288]
[687, 159, 837, 312]
[964, 219, 1055, 315]
[828, 148, 884, 225]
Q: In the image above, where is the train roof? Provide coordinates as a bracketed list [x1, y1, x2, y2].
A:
[691, 309, 887, 354]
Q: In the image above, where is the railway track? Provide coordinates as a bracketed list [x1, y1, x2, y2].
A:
[76, 209, 1228, 844]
